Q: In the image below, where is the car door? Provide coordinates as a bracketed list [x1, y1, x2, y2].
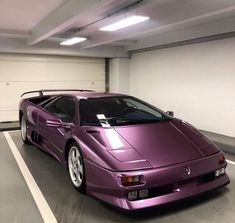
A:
[37, 96, 76, 161]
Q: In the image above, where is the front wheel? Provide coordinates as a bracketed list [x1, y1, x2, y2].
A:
[20, 115, 31, 144]
[68, 143, 86, 193]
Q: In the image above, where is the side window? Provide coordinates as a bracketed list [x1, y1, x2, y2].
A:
[44, 96, 75, 123]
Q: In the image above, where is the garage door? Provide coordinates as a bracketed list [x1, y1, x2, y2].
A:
[0, 53, 105, 122]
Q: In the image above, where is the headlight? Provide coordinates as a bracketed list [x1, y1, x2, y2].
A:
[139, 189, 148, 199]
[127, 191, 138, 201]
[127, 189, 149, 201]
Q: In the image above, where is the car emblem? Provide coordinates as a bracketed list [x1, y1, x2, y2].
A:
[185, 166, 191, 175]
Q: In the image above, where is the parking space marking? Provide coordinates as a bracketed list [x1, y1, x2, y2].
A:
[3, 131, 57, 223]
[227, 159, 235, 166]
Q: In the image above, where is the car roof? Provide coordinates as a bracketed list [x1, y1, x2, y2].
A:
[59, 91, 127, 99]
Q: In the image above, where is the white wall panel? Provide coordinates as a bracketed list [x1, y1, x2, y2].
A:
[130, 37, 235, 137]
[0, 54, 105, 122]
[109, 58, 130, 94]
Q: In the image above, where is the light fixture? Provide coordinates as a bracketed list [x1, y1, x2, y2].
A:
[99, 15, 149, 32]
[60, 37, 87, 46]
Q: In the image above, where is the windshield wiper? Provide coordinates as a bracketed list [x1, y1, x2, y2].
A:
[105, 117, 163, 125]
[83, 117, 170, 126]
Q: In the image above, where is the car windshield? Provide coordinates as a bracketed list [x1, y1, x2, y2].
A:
[80, 96, 172, 127]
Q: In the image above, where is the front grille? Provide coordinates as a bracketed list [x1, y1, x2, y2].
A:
[198, 172, 215, 184]
[148, 184, 176, 198]
[143, 171, 216, 200]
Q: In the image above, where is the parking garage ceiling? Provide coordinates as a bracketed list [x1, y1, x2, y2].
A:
[0, 0, 235, 57]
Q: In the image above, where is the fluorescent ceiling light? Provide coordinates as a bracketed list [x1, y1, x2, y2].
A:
[99, 15, 149, 32]
[60, 37, 87, 45]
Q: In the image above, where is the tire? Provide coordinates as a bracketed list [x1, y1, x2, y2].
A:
[20, 115, 31, 144]
[68, 143, 86, 193]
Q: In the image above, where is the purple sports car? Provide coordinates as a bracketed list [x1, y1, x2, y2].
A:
[19, 89, 229, 210]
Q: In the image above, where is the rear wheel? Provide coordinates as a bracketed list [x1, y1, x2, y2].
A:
[20, 115, 31, 144]
[68, 143, 86, 193]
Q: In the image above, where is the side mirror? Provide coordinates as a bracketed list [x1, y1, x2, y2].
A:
[62, 122, 75, 129]
[46, 119, 62, 128]
[166, 111, 174, 117]
[46, 119, 74, 129]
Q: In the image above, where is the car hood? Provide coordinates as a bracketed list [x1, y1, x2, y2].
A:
[113, 119, 219, 168]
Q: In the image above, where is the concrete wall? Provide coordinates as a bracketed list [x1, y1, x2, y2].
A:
[130, 37, 235, 137]
[0, 53, 105, 122]
[109, 58, 130, 94]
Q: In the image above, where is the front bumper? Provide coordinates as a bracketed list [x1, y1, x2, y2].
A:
[121, 174, 229, 210]
[85, 152, 230, 211]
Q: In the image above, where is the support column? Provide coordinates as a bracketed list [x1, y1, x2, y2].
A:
[109, 58, 130, 94]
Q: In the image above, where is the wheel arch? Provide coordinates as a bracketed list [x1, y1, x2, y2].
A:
[64, 137, 112, 170]
[64, 138, 78, 164]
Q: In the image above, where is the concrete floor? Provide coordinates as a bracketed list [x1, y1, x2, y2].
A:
[202, 130, 235, 155]
[0, 131, 235, 223]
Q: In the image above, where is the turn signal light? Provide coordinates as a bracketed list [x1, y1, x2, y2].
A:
[218, 154, 225, 165]
[121, 175, 141, 186]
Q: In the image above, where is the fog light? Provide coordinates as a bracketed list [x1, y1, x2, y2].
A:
[139, 189, 148, 199]
[215, 168, 225, 177]
[127, 191, 138, 201]
[121, 175, 141, 186]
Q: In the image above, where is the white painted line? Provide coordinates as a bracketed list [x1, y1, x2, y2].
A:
[3, 131, 57, 223]
[227, 159, 235, 166]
